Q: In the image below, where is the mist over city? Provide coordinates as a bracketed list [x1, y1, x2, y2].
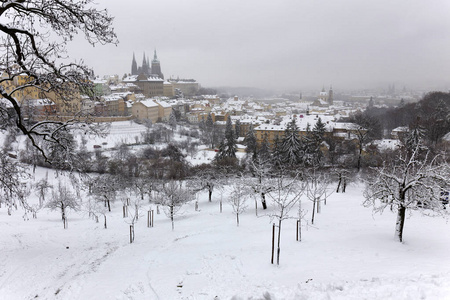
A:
[71, 0, 450, 93]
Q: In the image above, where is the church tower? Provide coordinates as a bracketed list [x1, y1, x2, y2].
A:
[328, 85, 334, 105]
[141, 53, 151, 75]
[131, 53, 138, 75]
[151, 49, 164, 79]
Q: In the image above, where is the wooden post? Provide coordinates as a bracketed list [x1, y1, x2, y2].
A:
[195, 201, 198, 211]
[130, 225, 133, 243]
[151, 210, 154, 227]
[271, 223, 275, 264]
[296, 220, 299, 241]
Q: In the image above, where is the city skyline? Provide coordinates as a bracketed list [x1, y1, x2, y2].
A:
[69, 0, 450, 91]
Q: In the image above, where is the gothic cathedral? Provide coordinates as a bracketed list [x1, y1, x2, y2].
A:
[131, 50, 164, 79]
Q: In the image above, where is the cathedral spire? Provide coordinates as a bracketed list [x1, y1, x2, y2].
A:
[152, 49, 159, 63]
[131, 52, 137, 75]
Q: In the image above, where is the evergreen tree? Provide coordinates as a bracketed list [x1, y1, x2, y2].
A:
[205, 113, 215, 148]
[271, 135, 284, 170]
[169, 110, 177, 132]
[224, 117, 237, 158]
[307, 117, 326, 166]
[245, 124, 257, 161]
[280, 118, 303, 167]
[215, 117, 237, 160]
[235, 119, 241, 138]
[258, 133, 271, 162]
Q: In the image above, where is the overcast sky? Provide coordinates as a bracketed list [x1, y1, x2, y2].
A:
[69, 0, 450, 91]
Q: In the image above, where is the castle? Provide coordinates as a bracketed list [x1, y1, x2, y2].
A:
[131, 50, 164, 79]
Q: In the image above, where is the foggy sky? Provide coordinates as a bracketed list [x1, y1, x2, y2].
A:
[69, 0, 450, 91]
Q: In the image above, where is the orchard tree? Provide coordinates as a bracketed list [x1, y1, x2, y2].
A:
[266, 172, 304, 265]
[0, 0, 117, 161]
[305, 169, 330, 225]
[47, 180, 79, 229]
[159, 180, 193, 230]
[190, 164, 217, 202]
[229, 177, 249, 226]
[364, 141, 450, 242]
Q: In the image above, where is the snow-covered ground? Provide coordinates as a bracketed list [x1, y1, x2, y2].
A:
[1, 166, 449, 300]
[1, 122, 449, 299]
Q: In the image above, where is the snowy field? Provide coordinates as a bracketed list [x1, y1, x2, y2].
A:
[1, 122, 450, 299]
[1, 168, 449, 300]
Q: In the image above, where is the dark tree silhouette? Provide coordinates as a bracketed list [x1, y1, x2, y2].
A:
[0, 0, 117, 160]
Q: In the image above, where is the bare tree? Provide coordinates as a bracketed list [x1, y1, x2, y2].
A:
[266, 173, 304, 265]
[305, 170, 329, 225]
[229, 178, 249, 226]
[47, 180, 79, 229]
[364, 145, 450, 242]
[35, 171, 52, 207]
[159, 180, 193, 230]
[248, 157, 274, 210]
[91, 174, 118, 212]
[84, 195, 108, 229]
[0, 0, 117, 160]
[0, 150, 30, 214]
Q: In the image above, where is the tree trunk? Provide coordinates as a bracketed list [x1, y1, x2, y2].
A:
[236, 213, 239, 227]
[395, 204, 406, 242]
[336, 174, 341, 193]
[170, 205, 174, 230]
[271, 223, 275, 264]
[261, 192, 267, 209]
[311, 198, 316, 224]
[106, 197, 111, 212]
[277, 219, 282, 265]
[104, 215, 107, 229]
[208, 189, 212, 202]
[342, 178, 347, 193]
[357, 146, 362, 171]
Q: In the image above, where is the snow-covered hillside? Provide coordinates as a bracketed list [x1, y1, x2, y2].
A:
[0, 166, 449, 300]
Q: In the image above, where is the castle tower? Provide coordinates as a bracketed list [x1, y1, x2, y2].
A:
[131, 53, 138, 75]
[151, 49, 164, 79]
[328, 85, 334, 105]
[141, 53, 150, 75]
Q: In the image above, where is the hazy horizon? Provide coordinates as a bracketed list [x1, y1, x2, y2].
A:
[68, 1, 450, 92]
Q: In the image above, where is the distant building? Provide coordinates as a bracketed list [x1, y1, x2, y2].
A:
[123, 74, 164, 98]
[168, 78, 199, 96]
[313, 86, 333, 107]
[131, 50, 164, 79]
[131, 98, 172, 123]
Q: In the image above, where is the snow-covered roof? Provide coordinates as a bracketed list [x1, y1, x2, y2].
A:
[155, 100, 172, 108]
[135, 99, 158, 108]
[372, 139, 401, 151]
[23, 99, 55, 106]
